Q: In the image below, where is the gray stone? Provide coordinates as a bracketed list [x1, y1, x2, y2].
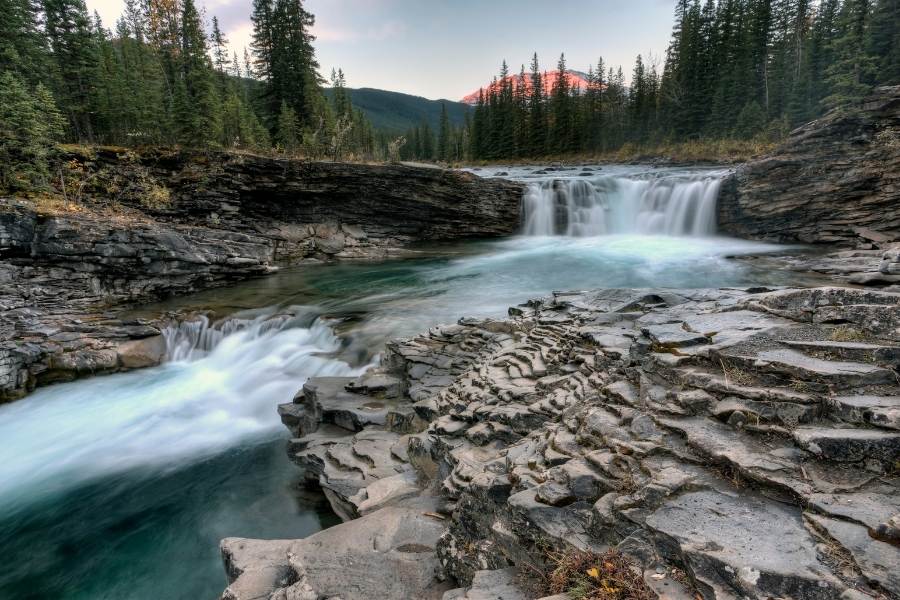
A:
[646, 489, 843, 599]
[793, 427, 900, 466]
[807, 513, 900, 596]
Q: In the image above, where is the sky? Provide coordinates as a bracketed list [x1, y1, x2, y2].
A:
[84, 0, 675, 100]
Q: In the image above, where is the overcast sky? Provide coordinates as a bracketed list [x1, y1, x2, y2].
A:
[84, 0, 675, 100]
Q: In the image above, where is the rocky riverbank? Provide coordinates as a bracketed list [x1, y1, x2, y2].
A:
[715, 85, 900, 291]
[0, 155, 523, 401]
[719, 85, 900, 249]
[222, 285, 899, 600]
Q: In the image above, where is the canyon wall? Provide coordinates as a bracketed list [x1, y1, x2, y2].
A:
[0, 155, 523, 401]
[718, 85, 900, 247]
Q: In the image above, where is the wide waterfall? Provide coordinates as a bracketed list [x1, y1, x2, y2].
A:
[522, 174, 722, 236]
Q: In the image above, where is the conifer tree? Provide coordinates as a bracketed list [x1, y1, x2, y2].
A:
[43, 0, 100, 141]
[527, 53, 547, 156]
[0, 71, 65, 190]
[868, 0, 900, 84]
[175, 0, 221, 146]
[275, 100, 299, 153]
[437, 102, 451, 161]
[549, 53, 573, 154]
[1, 0, 50, 81]
[824, 0, 876, 108]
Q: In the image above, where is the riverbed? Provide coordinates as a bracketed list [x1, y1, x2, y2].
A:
[0, 166, 821, 599]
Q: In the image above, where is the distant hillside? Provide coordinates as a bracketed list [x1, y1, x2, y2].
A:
[324, 87, 470, 134]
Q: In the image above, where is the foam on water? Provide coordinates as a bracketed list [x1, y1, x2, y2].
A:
[0, 309, 361, 511]
[522, 173, 722, 236]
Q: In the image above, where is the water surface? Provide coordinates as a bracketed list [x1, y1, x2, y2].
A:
[0, 166, 816, 599]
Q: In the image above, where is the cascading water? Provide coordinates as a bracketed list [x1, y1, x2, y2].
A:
[0, 308, 360, 510]
[523, 174, 722, 236]
[1, 164, 799, 600]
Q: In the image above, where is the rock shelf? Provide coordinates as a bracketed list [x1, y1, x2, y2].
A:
[222, 286, 900, 600]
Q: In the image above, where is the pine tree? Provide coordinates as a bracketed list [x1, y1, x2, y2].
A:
[527, 53, 547, 156]
[437, 102, 451, 161]
[175, 0, 221, 146]
[824, 0, 876, 109]
[0, 71, 65, 191]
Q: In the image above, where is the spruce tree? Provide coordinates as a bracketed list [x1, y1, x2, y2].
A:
[0, 71, 65, 191]
[527, 53, 547, 156]
[549, 53, 573, 154]
[43, 0, 101, 141]
[1, 0, 50, 81]
[437, 102, 451, 161]
[275, 100, 300, 153]
[175, 0, 221, 146]
[824, 0, 876, 109]
[868, 0, 900, 84]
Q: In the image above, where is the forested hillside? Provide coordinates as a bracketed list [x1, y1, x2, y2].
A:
[0, 0, 380, 193]
[419, 0, 900, 161]
[1, 0, 898, 188]
[324, 87, 469, 134]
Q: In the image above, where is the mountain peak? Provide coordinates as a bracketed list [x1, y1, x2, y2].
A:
[460, 70, 590, 105]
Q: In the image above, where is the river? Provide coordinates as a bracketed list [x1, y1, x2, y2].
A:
[0, 165, 816, 599]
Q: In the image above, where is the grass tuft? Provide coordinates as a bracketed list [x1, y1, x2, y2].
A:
[543, 549, 653, 600]
[829, 326, 865, 342]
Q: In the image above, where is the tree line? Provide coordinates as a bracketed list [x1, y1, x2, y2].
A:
[401, 0, 899, 161]
[0, 0, 377, 191]
[2, 0, 898, 187]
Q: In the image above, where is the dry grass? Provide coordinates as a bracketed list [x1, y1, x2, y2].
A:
[719, 359, 754, 388]
[29, 192, 87, 216]
[543, 549, 653, 600]
[463, 138, 777, 168]
[829, 326, 866, 342]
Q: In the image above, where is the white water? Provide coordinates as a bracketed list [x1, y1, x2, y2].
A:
[0, 309, 361, 510]
[521, 173, 721, 236]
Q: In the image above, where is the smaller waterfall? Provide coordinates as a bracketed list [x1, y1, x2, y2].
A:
[523, 175, 721, 236]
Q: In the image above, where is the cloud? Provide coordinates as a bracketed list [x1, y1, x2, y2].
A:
[313, 20, 406, 43]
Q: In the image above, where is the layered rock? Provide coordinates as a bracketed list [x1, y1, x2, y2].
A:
[0, 155, 523, 401]
[719, 85, 900, 249]
[225, 286, 900, 600]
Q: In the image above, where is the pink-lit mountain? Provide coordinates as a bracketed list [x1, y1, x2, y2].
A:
[460, 70, 591, 105]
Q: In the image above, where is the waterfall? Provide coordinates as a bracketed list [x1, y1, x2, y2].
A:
[522, 174, 721, 236]
[0, 305, 362, 509]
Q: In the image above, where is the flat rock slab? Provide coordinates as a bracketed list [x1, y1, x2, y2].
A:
[646, 489, 843, 599]
[221, 505, 449, 600]
[641, 324, 710, 348]
[442, 568, 529, 600]
[832, 396, 900, 430]
[751, 349, 894, 386]
[807, 513, 900, 596]
[793, 427, 900, 466]
[304, 376, 398, 431]
[807, 491, 900, 539]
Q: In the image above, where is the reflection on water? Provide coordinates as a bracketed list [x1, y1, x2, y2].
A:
[136, 234, 813, 361]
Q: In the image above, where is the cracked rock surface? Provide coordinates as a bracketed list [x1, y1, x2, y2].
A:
[223, 286, 900, 600]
